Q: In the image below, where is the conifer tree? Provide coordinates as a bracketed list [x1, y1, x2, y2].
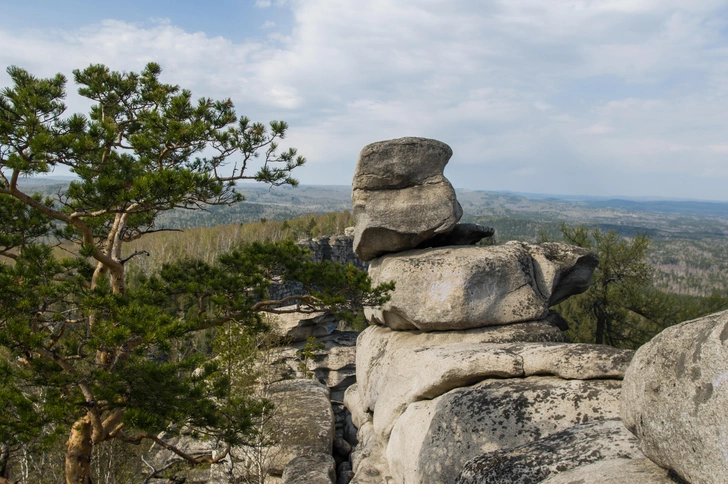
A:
[0, 63, 390, 483]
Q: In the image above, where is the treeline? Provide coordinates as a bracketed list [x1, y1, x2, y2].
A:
[123, 210, 728, 350]
[124, 211, 355, 278]
[467, 214, 728, 297]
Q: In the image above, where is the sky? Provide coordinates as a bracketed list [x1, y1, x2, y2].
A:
[1, 0, 728, 201]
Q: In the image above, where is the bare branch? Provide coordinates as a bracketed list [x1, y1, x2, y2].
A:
[118, 432, 231, 465]
[121, 250, 149, 265]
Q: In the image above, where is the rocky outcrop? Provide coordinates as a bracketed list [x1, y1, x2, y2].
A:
[621, 309, 728, 484]
[299, 234, 368, 271]
[455, 419, 643, 484]
[355, 324, 632, 441]
[352, 137, 463, 261]
[342, 137, 647, 484]
[270, 311, 339, 343]
[366, 242, 597, 331]
[271, 330, 358, 402]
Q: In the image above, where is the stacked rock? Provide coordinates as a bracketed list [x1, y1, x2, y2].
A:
[344, 138, 666, 484]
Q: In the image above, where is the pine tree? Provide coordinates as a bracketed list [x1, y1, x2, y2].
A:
[0, 63, 391, 483]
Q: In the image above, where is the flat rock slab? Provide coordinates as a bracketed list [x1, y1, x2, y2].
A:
[621, 309, 728, 484]
[366, 242, 597, 331]
[541, 458, 680, 484]
[455, 419, 643, 484]
[355, 325, 633, 441]
[386, 376, 623, 484]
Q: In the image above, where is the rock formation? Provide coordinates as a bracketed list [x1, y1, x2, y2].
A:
[343, 137, 654, 484]
[621, 309, 728, 484]
[352, 137, 465, 261]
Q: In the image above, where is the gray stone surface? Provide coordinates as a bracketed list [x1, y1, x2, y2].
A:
[355, 324, 632, 441]
[352, 137, 453, 190]
[366, 242, 597, 331]
[270, 311, 339, 343]
[353, 179, 462, 261]
[349, 421, 396, 484]
[621, 309, 728, 484]
[351, 137, 464, 261]
[455, 419, 643, 484]
[298, 234, 368, 271]
[272, 331, 358, 400]
[282, 453, 336, 484]
[266, 379, 335, 475]
[387, 376, 623, 484]
[541, 458, 679, 484]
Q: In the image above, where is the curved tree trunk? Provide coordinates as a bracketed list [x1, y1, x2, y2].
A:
[65, 416, 94, 484]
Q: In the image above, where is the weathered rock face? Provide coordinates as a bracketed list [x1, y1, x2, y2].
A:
[387, 377, 623, 484]
[621, 309, 728, 484]
[366, 242, 597, 331]
[270, 311, 339, 343]
[540, 458, 680, 484]
[298, 234, 368, 271]
[271, 330, 358, 401]
[265, 379, 335, 476]
[455, 419, 643, 484]
[282, 453, 336, 484]
[355, 324, 632, 441]
[352, 137, 463, 261]
[352, 137, 453, 190]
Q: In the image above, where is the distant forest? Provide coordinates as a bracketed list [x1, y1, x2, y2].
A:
[23, 179, 728, 298]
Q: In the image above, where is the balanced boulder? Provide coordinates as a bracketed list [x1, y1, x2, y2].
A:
[352, 137, 463, 261]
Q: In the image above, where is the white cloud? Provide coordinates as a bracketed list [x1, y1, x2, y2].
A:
[1, 0, 728, 199]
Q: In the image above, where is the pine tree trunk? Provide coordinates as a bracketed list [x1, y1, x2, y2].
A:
[65, 416, 94, 484]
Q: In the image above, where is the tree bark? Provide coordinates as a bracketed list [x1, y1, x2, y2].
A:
[65, 416, 94, 484]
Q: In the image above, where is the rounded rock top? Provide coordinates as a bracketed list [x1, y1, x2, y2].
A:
[353, 137, 453, 190]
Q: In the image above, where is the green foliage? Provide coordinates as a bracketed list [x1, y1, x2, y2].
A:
[0, 62, 388, 482]
[123, 210, 356, 277]
[296, 337, 326, 379]
[554, 224, 728, 348]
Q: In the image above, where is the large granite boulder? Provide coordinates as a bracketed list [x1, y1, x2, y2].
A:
[455, 419, 644, 484]
[355, 324, 632, 440]
[366, 242, 598, 331]
[386, 376, 623, 484]
[352, 137, 463, 261]
[621, 309, 728, 484]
